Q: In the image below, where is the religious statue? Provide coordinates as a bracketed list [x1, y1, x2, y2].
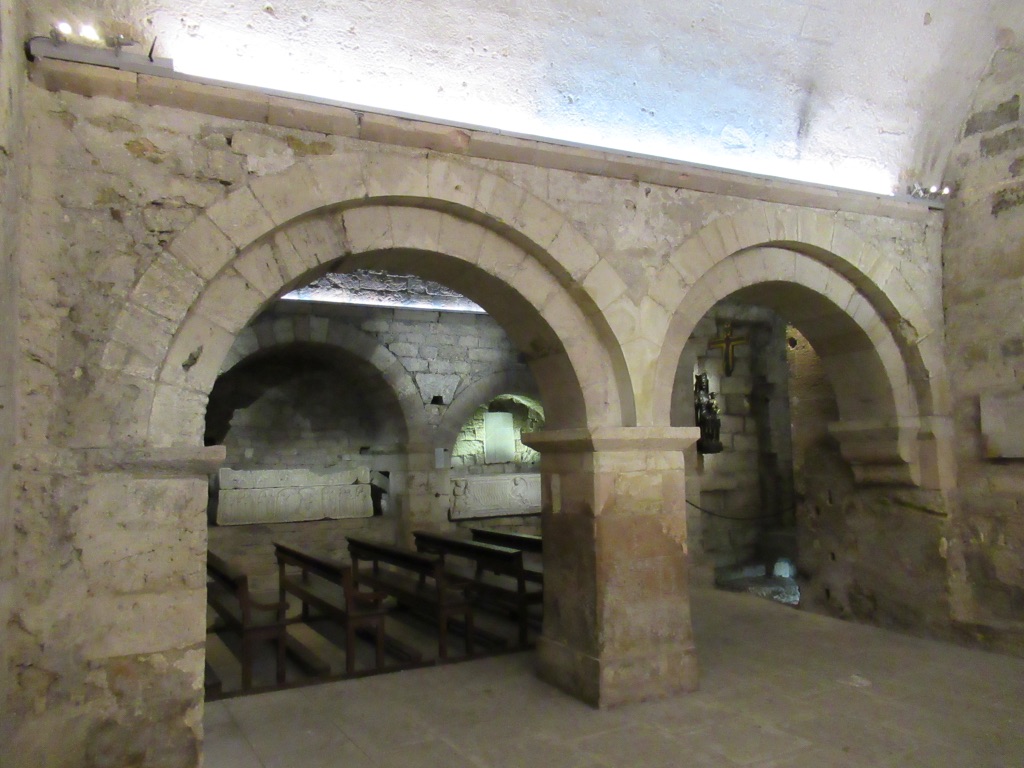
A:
[694, 373, 723, 454]
[708, 322, 747, 376]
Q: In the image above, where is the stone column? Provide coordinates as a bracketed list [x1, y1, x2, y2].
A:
[398, 443, 453, 544]
[521, 426, 701, 708]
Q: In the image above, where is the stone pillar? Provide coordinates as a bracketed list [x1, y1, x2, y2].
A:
[521, 426, 701, 708]
[399, 443, 453, 544]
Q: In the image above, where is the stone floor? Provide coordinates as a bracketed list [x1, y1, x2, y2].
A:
[203, 588, 1024, 767]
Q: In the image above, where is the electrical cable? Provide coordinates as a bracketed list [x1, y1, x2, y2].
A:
[686, 498, 798, 522]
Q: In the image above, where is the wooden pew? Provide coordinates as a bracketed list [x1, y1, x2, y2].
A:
[468, 527, 543, 553]
[273, 542, 390, 676]
[206, 550, 287, 691]
[413, 530, 542, 647]
[468, 527, 544, 585]
[346, 536, 474, 660]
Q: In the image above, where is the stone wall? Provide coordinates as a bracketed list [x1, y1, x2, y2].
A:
[5, 57, 952, 765]
[673, 304, 794, 570]
[208, 300, 533, 589]
[943, 45, 1024, 651]
[0, 0, 25, 745]
[451, 394, 543, 474]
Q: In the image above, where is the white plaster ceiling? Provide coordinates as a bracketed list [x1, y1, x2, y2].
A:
[27, 1, 1024, 194]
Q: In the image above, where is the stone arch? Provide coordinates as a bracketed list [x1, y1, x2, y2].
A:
[221, 315, 430, 443]
[100, 154, 635, 449]
[655, 246, 949, 487]
[436, 367, 541, 456]
[653, 206, 945, 422]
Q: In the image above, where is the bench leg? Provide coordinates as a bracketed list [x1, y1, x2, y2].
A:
[438, 613, 448, 660]
[346, 622, 357, 676]
[275, 630, 286, 687]
[375, 620, 386, 672]
[241, 637, 253, 691]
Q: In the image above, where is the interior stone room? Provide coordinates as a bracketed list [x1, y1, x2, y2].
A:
[2, 1, 1024, 766]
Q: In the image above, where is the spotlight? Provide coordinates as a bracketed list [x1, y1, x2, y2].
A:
[49, 21, 72, 43]
[907, 182, 952, 201]
[79, 24, 101, 42]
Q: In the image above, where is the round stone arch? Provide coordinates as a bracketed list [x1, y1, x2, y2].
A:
[100, 159, 634, 451]
[435, 367, 542, 459]
[654, 246, 949, 488]
[219, 314, 431, 444]
[653, 205, 945, 421]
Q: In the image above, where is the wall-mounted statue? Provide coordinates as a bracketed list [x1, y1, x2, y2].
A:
[694, 373, 723, 454]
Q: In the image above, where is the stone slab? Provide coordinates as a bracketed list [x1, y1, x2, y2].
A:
[450, 473, 541, 519]
[216, 467, 375, 524]
[980, 392, 1024, 459]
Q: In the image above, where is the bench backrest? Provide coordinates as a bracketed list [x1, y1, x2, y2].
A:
[346, 536, 442, 579]
[207, 550, 253, 625]
[413, 531, 523, 576]
[274, 541, 347, 584]
[469, 527, 543, 553]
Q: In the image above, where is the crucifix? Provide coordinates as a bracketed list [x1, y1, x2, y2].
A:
[708, 322, 747, 376]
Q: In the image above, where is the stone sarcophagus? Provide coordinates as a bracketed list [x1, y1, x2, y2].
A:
[450, 473, 541, 519]
[216, 467, 379, 525]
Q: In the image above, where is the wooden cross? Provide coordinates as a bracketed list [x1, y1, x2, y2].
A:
[707, 322, 747, 376]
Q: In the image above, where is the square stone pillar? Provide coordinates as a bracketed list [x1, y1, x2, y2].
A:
[398, 444, 453, 544]
[521, 427, 701, 708]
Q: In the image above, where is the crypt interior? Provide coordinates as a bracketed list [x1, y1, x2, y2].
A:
[2, 1, 1024, 766]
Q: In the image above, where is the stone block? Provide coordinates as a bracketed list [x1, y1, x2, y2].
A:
[389, 207, 444, 251]
[248, 162, 326, 225]
[234, 240, 286, 298]
[965, 95, 1020, 137]
[515, 193, 563, 248]
[981, 125, 1024, 158]
[267, 95, 360, 137]
[550, 222, 600, 281]
[582, 259, 627, 311]
[217, 468, 374, 524]
[427, 159, 484, 207]
[360, 112, 472, 154]
[131, 252, 204, 323]
[82, 590, 205, 659]
[148, 384, 208, 446]
[438, 213, 487, 261]
[205, 187, 276, 250]
[980, 391, 1024, 458]
[168, 213, 237, 281]
[343, 206, 394, 254]
[194, 269, 266, 334]
[138, 75, 270, 123]
[305, 154, 368, 203]
[32, 58, 138, 100]
[475, 172, 526, 224]
[284, 215, 345, 267]
[731, 208, 771, 249]
[106, 303, 178, 379]
[159, 312, 237, 393]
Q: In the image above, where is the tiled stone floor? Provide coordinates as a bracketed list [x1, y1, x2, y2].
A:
[204, 588, 1024, 767]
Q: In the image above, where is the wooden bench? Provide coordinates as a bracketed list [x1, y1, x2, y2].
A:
[413, 530, 543, 647]
[273, 542, 390, 676]
[206, 550, 287, 691]
[468, 527, 544, 585]
[468, 527, 543, 553]
[346, 536, 474, 660]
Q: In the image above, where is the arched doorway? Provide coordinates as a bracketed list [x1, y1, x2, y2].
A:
[658, 241, 955, 632]
[98, 154, 699, 736]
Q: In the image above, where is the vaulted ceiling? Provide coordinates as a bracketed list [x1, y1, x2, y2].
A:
[26, 1, 1024, 194]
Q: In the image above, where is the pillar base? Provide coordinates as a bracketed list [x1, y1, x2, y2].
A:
[537, 635, 699, 708]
